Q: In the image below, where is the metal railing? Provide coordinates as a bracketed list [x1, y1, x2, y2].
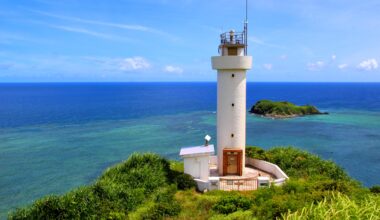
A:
[220, 31, 245, 45]
[219, 176, 258, 191]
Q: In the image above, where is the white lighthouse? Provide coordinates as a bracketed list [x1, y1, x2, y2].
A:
[211, 30, 252, 176]
[179, 4, 288, 190]
[179, 14, 288, 191]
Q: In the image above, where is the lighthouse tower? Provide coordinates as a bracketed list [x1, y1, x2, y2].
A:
[211, 30, 252, 176]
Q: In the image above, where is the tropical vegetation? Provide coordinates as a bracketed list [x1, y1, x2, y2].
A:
[9, 147, 380, 220]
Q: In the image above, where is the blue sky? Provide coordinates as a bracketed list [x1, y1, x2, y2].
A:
[0, 0, 379, 82]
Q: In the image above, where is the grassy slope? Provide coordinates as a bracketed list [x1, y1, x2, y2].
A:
[250, 100, 323, 117]
[282, 193, 380, 220]
[9, 153, 193, 220]
[9, 147, 380, 220]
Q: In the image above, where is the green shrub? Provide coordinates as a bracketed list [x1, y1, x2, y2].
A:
[149, 186, 181, 219]
[210, 210, 256, 220]
[99, 153, 172, 193]
[9, 187, 104, 220]
[251, 189, 316, 219]
[131, 185, 181, 220]
[282, 180, 307, 194]
[170, 161, 184, 173]
[212, 195, 252, 214]
[174, 173, 197, 190]
[370, 185, 380, 194]
[246, 146, 352, 182]
[169, 160, 196, 190]
[9, 196, 64, 220]
[246, 146, 267, 160]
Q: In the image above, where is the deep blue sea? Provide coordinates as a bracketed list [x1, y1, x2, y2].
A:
[1, 82, 380, 218]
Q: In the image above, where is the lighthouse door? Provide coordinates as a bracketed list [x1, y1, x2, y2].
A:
[223, 149, 242, 176]
[227, 154, 238, 174]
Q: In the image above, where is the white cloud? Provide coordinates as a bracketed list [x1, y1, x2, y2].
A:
[164, 65, 183, 74]
[50, 25, 131, 42]
[0, 32, 46, 45]
[263, 63, 273, 70]
[338, 64, 348, 69]
[307, 61, 325, 71]
[331, 54, 337, 60]
[32, 10, 177, 41]
[248, 36, 285, 49]
[0, 62, 13, 69]
[357, 59, 378, 71]
[280, 54, 288, 60]
[119, 57, 151, 71]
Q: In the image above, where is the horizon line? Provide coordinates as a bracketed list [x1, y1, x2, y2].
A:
[1, 81, 380, 84]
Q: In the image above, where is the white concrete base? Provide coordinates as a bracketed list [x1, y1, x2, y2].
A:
[191, 159, 288, 192]
[245, 157, 289, 186]
[194, 179, 210, 192]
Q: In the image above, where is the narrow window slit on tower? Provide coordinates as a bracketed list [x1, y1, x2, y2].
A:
[232, 103, 234, 107]
[231, 133, 234, 138]
[231, 74, 235, 78]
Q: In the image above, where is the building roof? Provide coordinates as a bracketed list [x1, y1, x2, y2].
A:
[179, 144, 215, 157]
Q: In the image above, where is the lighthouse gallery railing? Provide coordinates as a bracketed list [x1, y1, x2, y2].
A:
[220, 32, 245, 45]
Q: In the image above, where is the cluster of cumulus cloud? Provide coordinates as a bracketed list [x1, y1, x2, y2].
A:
[306, 56, 378, 72]
[357, 59, 378, 71]
[118, 56, 183, 74]
[262, 54, 378, 72]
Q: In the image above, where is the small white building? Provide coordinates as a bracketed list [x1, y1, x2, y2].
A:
[179, 144, 214, 181]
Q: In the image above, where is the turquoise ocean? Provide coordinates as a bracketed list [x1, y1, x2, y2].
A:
[0, 82, 379, 218]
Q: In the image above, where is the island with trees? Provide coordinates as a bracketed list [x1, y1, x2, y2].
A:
[249, 100, 328, 119]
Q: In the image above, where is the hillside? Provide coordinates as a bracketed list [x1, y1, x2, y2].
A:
[9, 147, 380, 220]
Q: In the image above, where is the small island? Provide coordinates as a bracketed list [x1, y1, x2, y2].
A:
[250, 100, 328, 118]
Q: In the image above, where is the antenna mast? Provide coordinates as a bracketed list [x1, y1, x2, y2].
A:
[244, 0, 248, 55]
